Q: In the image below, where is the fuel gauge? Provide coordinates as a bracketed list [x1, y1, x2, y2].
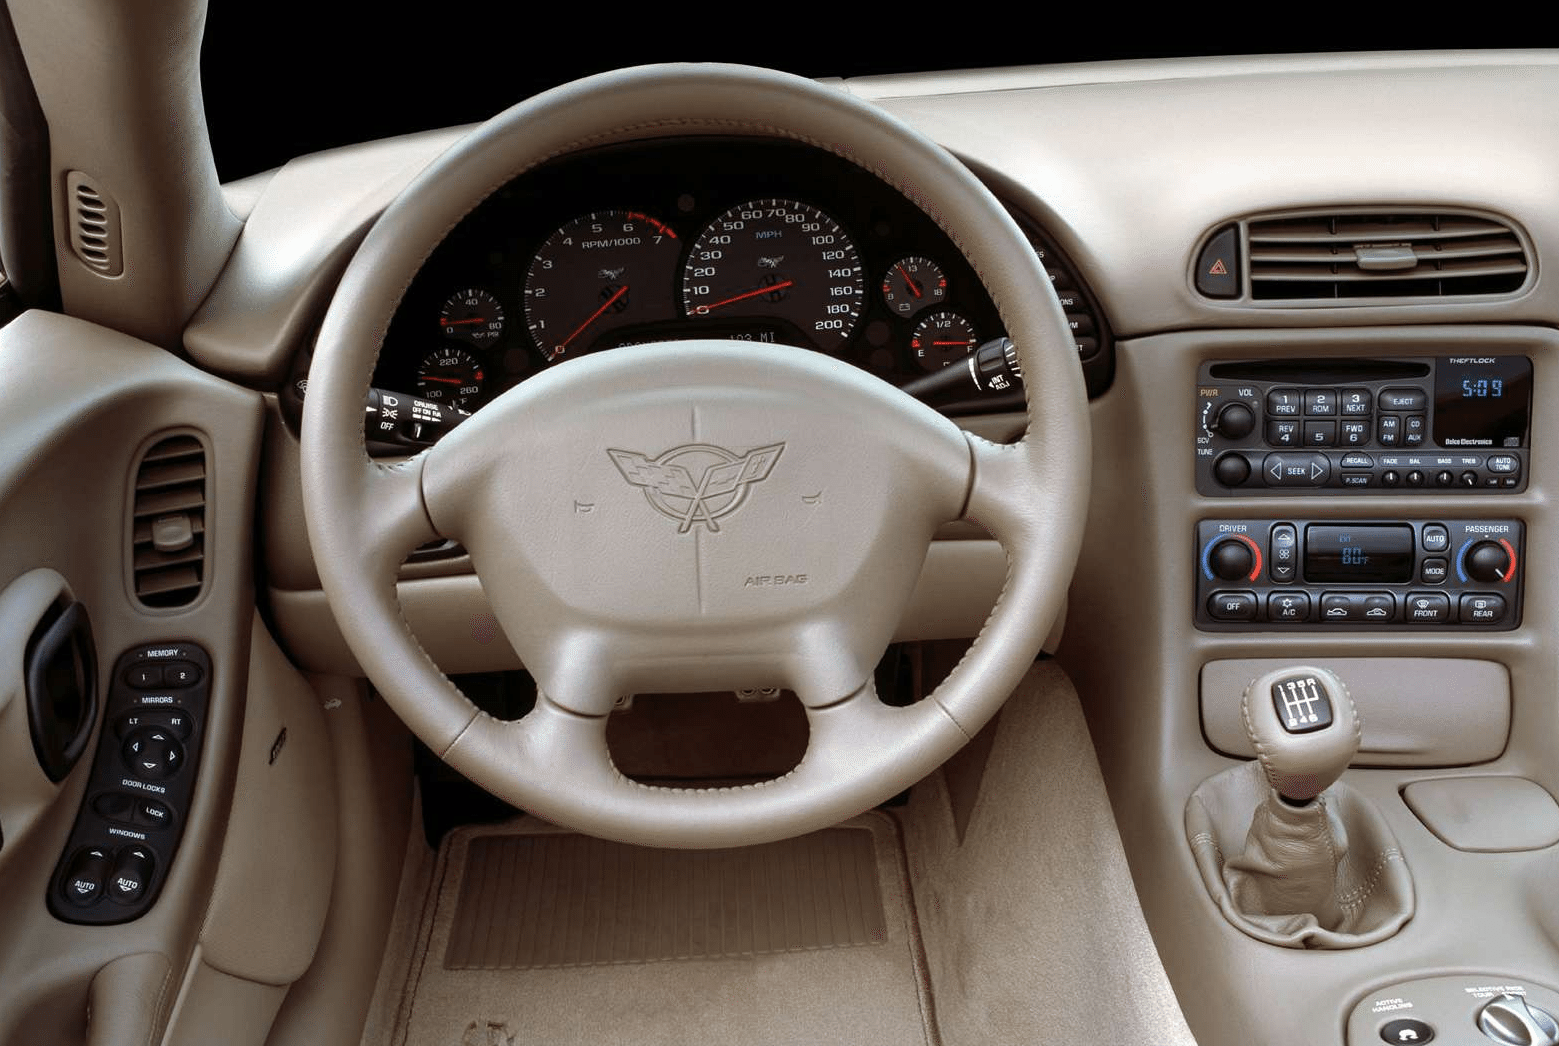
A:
[911, 311, 977, 371]
[882, 256, 946, 316]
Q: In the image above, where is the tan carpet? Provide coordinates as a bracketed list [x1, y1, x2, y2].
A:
[375, 813, 936, 1046]
[900, 660, 1198, 1046]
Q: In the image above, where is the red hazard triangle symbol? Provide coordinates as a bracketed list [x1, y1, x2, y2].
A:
[1208, 258, 1228, 276]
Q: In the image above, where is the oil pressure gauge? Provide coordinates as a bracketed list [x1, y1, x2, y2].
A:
[439, 289, 505, 346]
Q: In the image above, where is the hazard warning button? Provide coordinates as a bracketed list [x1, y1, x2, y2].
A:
[1196, 224, 1240, 299]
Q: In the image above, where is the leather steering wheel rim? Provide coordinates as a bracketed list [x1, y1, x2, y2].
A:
[300, 63, 1091, 849]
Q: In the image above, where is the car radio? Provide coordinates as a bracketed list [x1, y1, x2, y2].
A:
[1194, 356, 1531, 496]
[1194, 518, 1523, 631]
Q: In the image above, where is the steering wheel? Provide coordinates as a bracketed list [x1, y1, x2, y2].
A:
[300, 64, 1090, 849]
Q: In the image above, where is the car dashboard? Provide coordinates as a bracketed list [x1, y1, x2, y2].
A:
[19, 47, 1559, 1046]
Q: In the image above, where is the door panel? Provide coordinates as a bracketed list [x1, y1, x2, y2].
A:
[0, 311, 270, 1044]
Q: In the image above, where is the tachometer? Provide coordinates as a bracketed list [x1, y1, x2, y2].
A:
[523, 210, 681, 363]
[681, 199, 864, 349]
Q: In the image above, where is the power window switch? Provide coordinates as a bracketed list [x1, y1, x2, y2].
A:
[108, 846, 155, 904]
[63, 847, 112, 906]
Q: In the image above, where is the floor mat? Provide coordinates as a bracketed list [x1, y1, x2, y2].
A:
[445, 827, 887, 969]
[380, 813, 936, 1046]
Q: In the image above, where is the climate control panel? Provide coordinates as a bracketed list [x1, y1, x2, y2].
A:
[1195, 356, 1532, 496]
[1195, 519, 1523, 630]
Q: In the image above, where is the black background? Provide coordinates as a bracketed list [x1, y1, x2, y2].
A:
[198, 13, 1390, 181]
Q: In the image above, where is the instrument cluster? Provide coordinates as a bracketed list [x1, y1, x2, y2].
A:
[369, 138, 1012, 412]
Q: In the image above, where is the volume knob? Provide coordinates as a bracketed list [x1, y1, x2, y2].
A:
[1210, 402, 1257, 440]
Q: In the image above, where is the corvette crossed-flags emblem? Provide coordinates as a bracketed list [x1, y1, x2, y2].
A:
[608, 442, 785, 533]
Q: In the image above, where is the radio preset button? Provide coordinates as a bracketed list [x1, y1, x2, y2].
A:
[1304, 389, 1338, 416]
[1303, 421, 1337, 447]
[1338, 388, 1372, 415]
[1339, 421, 1369, 446]
[1266, 389, 1302, 417]
[1266, 420, 1300, 447]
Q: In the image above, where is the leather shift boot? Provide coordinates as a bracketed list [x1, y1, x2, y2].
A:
[1185, 760, 1414, 949]
[1226, 792, 1345, 927]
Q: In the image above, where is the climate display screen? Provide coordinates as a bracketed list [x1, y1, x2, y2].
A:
[1434, 356, 1532, 448]
[1304, 524, 1415, 583]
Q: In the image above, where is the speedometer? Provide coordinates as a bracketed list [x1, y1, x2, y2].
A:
[681, 199, 864, 350]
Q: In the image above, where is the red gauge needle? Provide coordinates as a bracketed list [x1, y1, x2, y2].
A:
[420, 375, 465, 385]
[693, 279, 795, 314]
[441, 317, 487, 326]
[557, 285, 629, 351]
[896, 265, 923, 299]
[932, 340, 972, 346]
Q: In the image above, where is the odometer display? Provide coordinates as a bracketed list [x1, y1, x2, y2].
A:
[681, 199, 864, 349]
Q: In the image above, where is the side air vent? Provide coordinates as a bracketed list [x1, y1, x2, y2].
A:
[1245, 211, 1529, 302]
[65, 171, 123, 277]
[131, 434, 207, 609]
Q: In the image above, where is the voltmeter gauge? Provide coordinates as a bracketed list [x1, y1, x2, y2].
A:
[439, 289, 505, 345]
[911, 311, 977, 371]
[881, 256, 946, 316]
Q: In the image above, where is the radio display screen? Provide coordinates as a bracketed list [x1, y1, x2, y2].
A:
[1434, 356, 1532, 448]
[1304, 524, 1415, 583]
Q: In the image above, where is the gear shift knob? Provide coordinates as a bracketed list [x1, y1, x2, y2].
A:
[1241, 665, 1361, 804]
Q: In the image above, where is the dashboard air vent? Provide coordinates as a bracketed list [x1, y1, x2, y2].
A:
[131, 434, 207, 608]
[65, 171, 123, 277]
[1246, 211, 1528, 301]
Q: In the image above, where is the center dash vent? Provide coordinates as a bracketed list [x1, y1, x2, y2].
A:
[131, 434, 207, 609]
[65, 171, 123, 277]
[1241, 211, 1529, 302]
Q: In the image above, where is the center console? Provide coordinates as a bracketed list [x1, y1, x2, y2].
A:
[1168, 344, 1558, 1046]
[1191, 355, 1532, 633]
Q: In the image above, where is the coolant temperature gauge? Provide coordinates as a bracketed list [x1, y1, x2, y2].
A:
[417, 346, 487, 411]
